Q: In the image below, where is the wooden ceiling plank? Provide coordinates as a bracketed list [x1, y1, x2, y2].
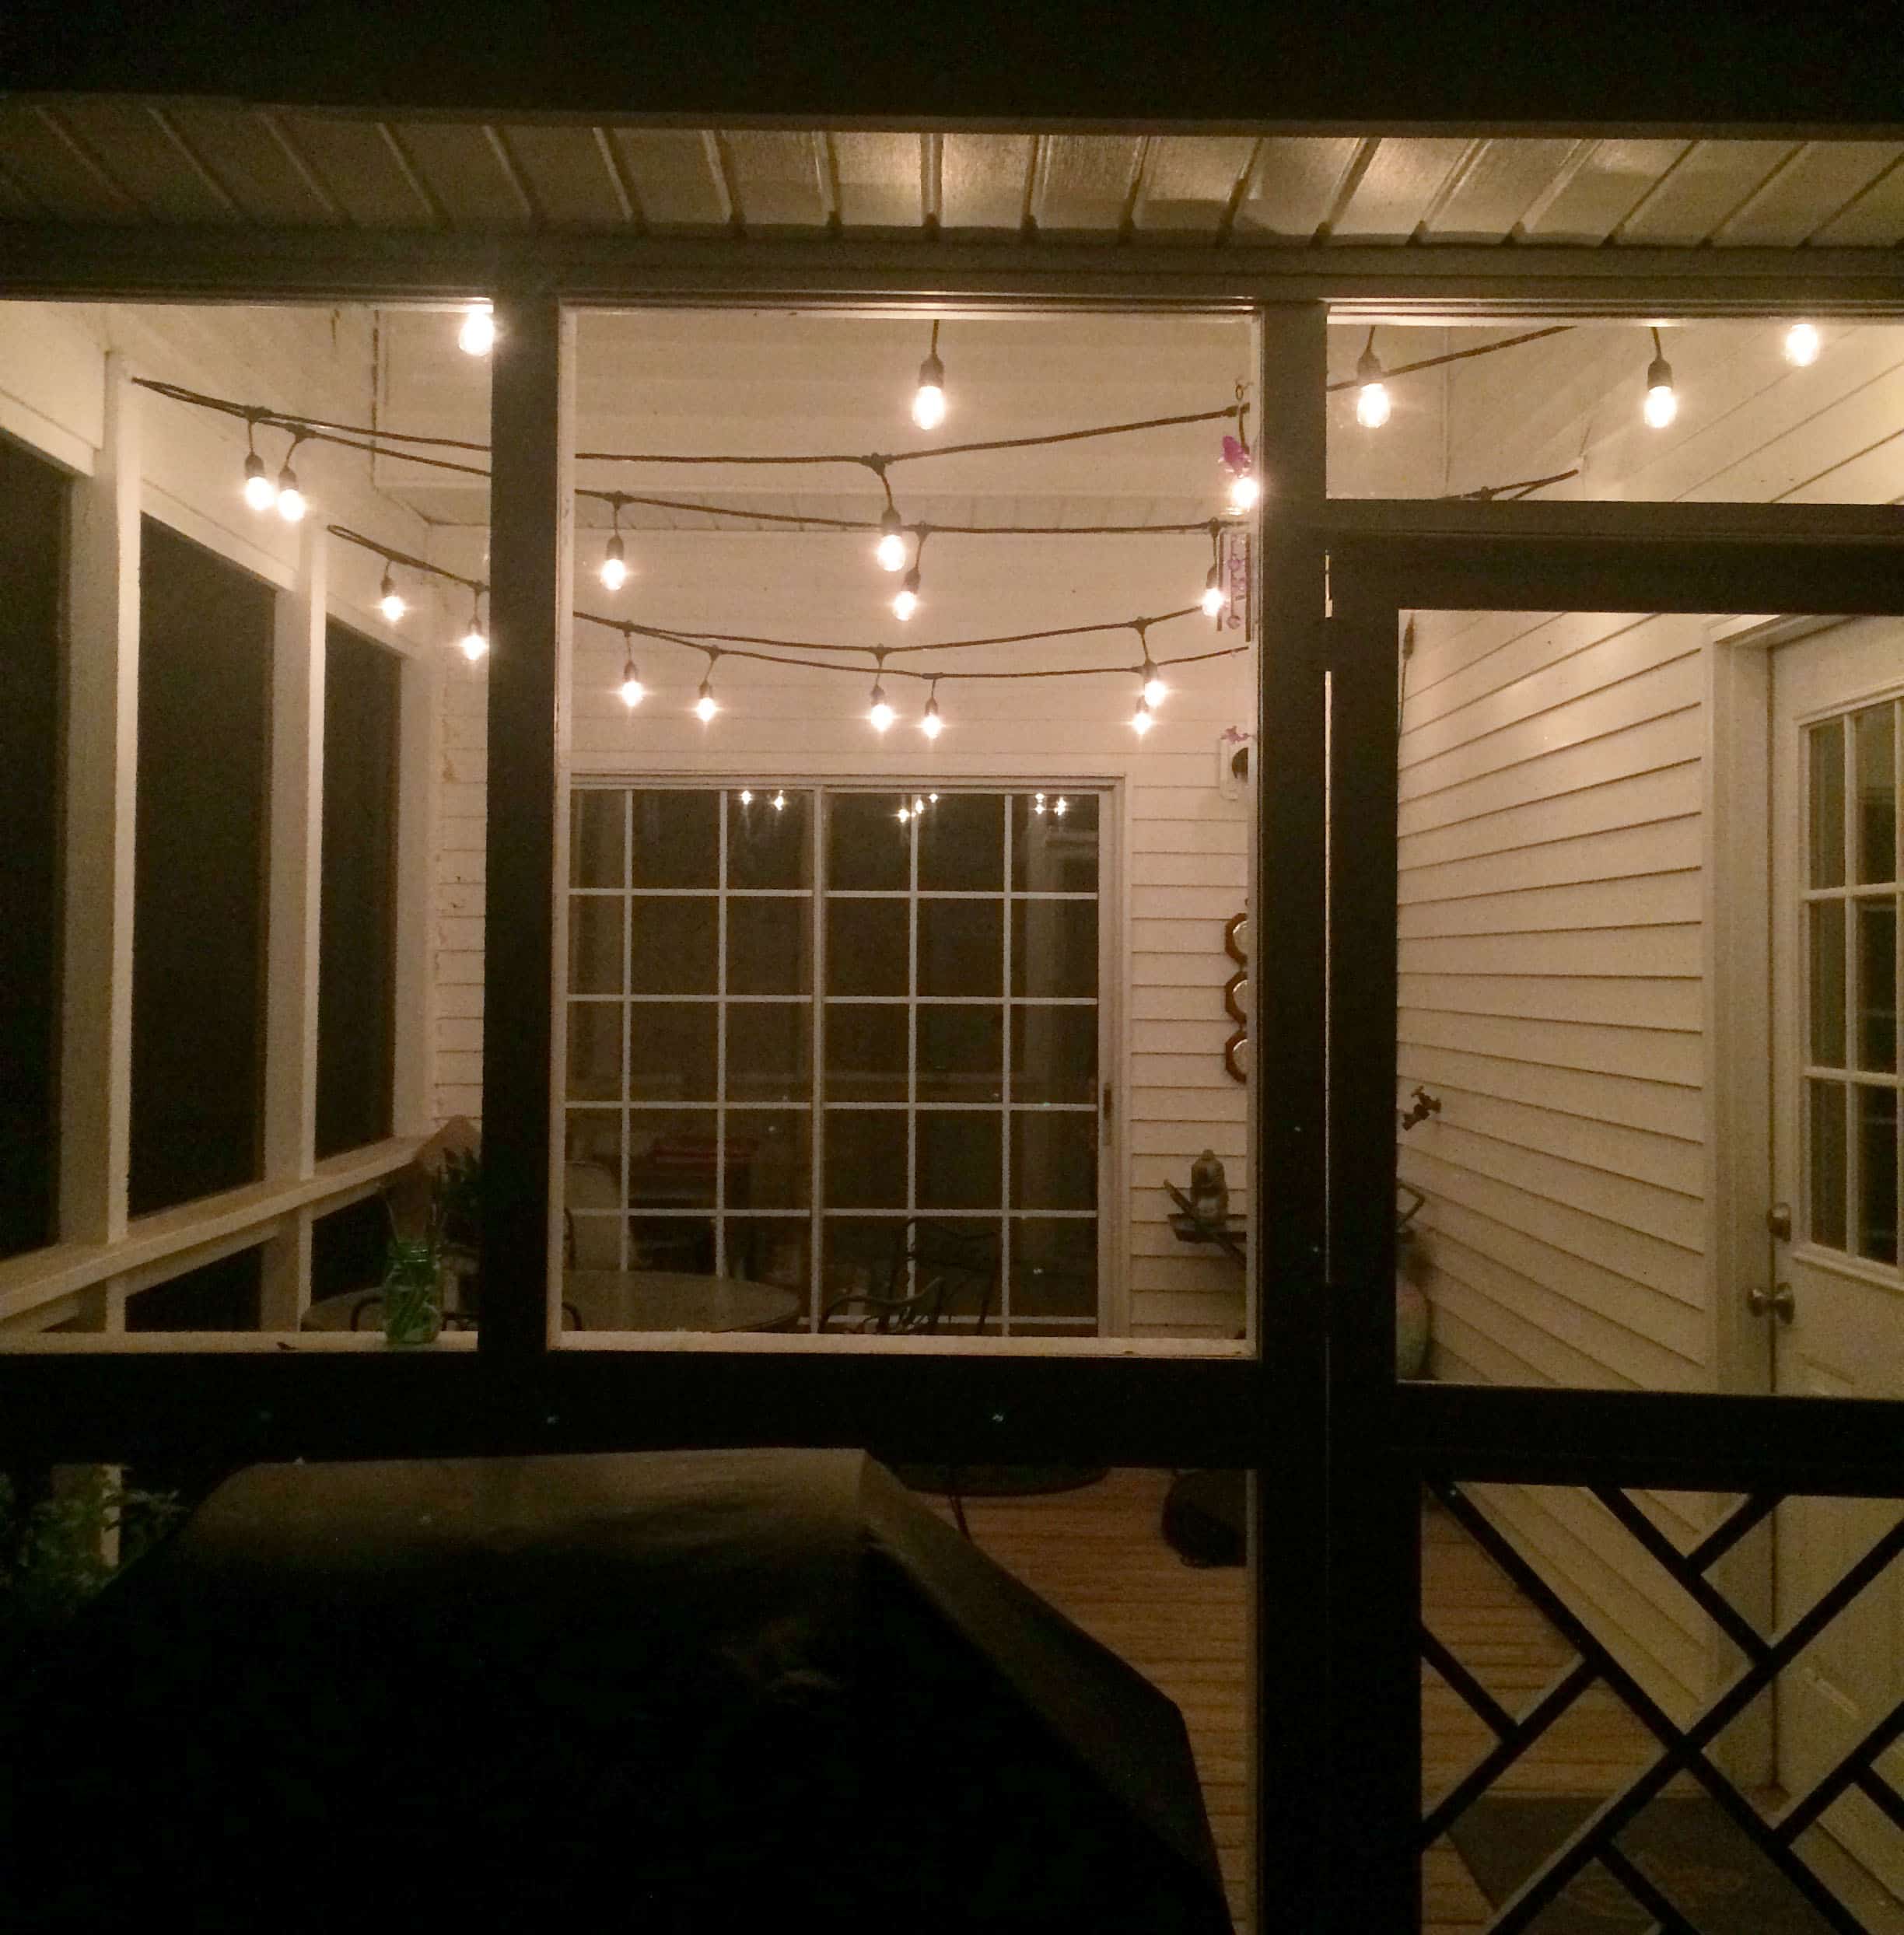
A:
[166, 104, 344, 226]
[1134, 135, 1258, 237]
[606, 129, 730, 229]
[1329, 137, 1475, 243]
[376, 123, 449, 226]
[393, 121, 530, 228]
[1810, 154, 1904, 247]
[1714, 141, 1904, 247]
[40, 100, 222, 222]
[145, 107, 246, 221]
[1612, 138, 1797, 244]
[1421, 138, 1583, 244]
[278, 113, 443, 227]
[501, 123, 632, 227]
[1034, 133, 1146, 232]
[831, 131, 922, 230]
[1232, 136, 1363, 244]
[721, 129, 829, 231]
[939, 132, 1035, 231]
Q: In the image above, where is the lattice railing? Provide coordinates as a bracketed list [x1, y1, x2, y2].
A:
[1423, 1478, 1904, 1934]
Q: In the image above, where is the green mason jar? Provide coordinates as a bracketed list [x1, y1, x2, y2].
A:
[380, 1237, 443, 1347]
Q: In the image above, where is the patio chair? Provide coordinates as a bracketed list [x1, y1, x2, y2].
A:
[820, 1219, 999, 1337]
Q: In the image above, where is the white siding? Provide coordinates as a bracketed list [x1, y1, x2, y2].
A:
[431, 530, 1255, 1337]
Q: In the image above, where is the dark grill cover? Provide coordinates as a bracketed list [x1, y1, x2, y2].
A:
[6, 1449, 1231, 1933]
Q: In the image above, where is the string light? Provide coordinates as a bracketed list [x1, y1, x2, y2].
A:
[875, 506, 908, 572]
[241, 426, 275, 511]
[1783, 321, 1821, 367]
[868, 652, 894, 732]
[600, 499, 630, 591]
[894, 566, 921, 622]
[1355, 327, 1391, 429]
[378, 568, 406, 623]
[1033, 791, 1047, 814]
[1053, 796, 1069, 817]
[1132, 694, 1155, 737]
[1643, 327, 1678, 429]
[771, 791, 786, 811]
[738, 789, 753, 805]
[1199, 520, 1226, 618]
[460, 593, 488, 663]
[619, 654, 645, 708]
[695, 653, 721, 723]
[275, 442, 306, 523]
[1136, 625, 1167, 711]
[920, 681, 943, 740]
[458, 303, 495, 357]
[912, 320, 947, 430]
[1227, 460, 1258, 514]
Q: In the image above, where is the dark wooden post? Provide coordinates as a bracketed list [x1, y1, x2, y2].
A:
[1253, 301, 1332, 1932]
[479, 294, 573, 1373]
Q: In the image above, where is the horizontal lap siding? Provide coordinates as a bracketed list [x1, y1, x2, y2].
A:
[1400, 605, 1710, 1720]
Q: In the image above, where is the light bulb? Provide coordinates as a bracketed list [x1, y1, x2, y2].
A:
[600, 534, 628, 591]
[1784, 321, 1821, 367]
[1356, 381, 1391, 429]
[771, 791, 786, 811]
[738, 789, 753, 806]
[1033, 792, 1046, 815]
[1200, 568, 1226, 618]
[695, 681, 719, 723]
[242, 452, 276, 512]
[875, 508, 907, 572]
[1142, 662, 1167, 710]
[920, 696, 943, 739]
[1053, 796, 1069, 817]
[1228, 469, 1260, 513]
[897, 805, 911, 823]
[912, 350, 947, 430]
[459, 305, 495, 356]
[618, 660, 644, 709]
[913, 796, 926, 815]
[868, 682, 894, 732]
[1132, 701, 1154, 737]
[894, 566, 921, 621]
[460, 621, 487, 663]
[1643, 360, 1678, 428]
[276, 465, 305, 523]
[378, 570, 406, 623]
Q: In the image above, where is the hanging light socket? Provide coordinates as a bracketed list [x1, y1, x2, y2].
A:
[600, 532, 628, 592]
[275, 460, 305, 523]
[1355, 331, 1391, 429]
[893, 565, 921, 621]
[912, 321, 947, 429]
[619, 655, 644, 709]
[378, 568, 406, 623]
[242, 449, 276, 513]
[875, 505, 907, 572]
[920, 688, 943, 740]
[868, 655, 894, 732]
[1643, 328, 1678, 429]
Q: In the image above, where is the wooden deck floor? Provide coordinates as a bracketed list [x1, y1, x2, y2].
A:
[932, 1472, 1656, 1935]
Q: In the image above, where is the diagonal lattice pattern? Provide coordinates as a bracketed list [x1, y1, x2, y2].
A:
[1423, 1479, 1904, 1934]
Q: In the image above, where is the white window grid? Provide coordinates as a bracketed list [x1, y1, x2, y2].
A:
[565, 783, 1107, 1333]
[1801, 696, 1902, 1267]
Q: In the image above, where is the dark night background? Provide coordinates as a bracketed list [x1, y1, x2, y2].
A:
[3, 1, 1902, 128]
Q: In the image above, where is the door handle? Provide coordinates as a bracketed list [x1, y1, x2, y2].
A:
[1746, 1282, 1796, 1324]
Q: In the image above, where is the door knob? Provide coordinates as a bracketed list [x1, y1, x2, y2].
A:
[1746, 1282, 1796, 1324]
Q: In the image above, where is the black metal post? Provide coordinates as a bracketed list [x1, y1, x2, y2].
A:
[479, 293, 572, 1374]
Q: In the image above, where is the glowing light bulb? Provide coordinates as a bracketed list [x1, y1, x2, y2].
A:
[1132, 701, 1154, 737]
[913, 796, 926, 815]
[1356, 380, 1391, 429]
[1053, 796, 1069, 817]
[1228, 468, 1260, 513]
[695, 681, 719, 723]
[897, 805, 911, 824]
[738, 789, 753, 806]
[920, 696, 943, 739]
[600, 534, 628, 592]
[1201, 567, 1226, 618]
[1784, 321, 1821, 367]
[460, 620, 487, 663]
[618, 660, 644, 709]
[378, 570, 406, 623]
[875, 508, 907, 572]
[912, 350, 947, 430]
[275, 465, 305, 523]
[459, 305, 495, 356]
[771, 791, 786, 811]
[1643, 337, 1678, 429]
[894, 566, 921, 621]
[868, 681, 894, 732]
[1033, 793, 1046, 815]
[1141, 661, 1167, 711]
[242, 452, 276, 512]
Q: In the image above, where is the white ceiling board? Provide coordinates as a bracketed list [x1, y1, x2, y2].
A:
[1811, 157, 1904, 247]
[938, 133, 1032, 230]
[830, 132, 923, 229]
[0, 105, 139, 221]
[1133, 135, 1257, 236]
[721, 130, 830, 232]
[277, 114, 439, 227]
[398, 122, 534, 228]
[52, 101, 238, 224]
[1329, 138, 1474, 242]
[1515, 138, 1688, 244]
[1232, 136, 1362, 243]
[608, 129, 730, 229]
[1422, 138, 1583, 244]
[1712, 141, 1904, 247]
[501, 123, 633, 228]
[1032, 134, 1144, 233]
[1614, 139, 1797, 244]
[161, 104, 345, 226]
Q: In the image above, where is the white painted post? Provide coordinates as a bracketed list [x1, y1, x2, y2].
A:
[59, 355, 141, 1247]
[391, 650, 443, 1138]
[259, 522, 326, 1328]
